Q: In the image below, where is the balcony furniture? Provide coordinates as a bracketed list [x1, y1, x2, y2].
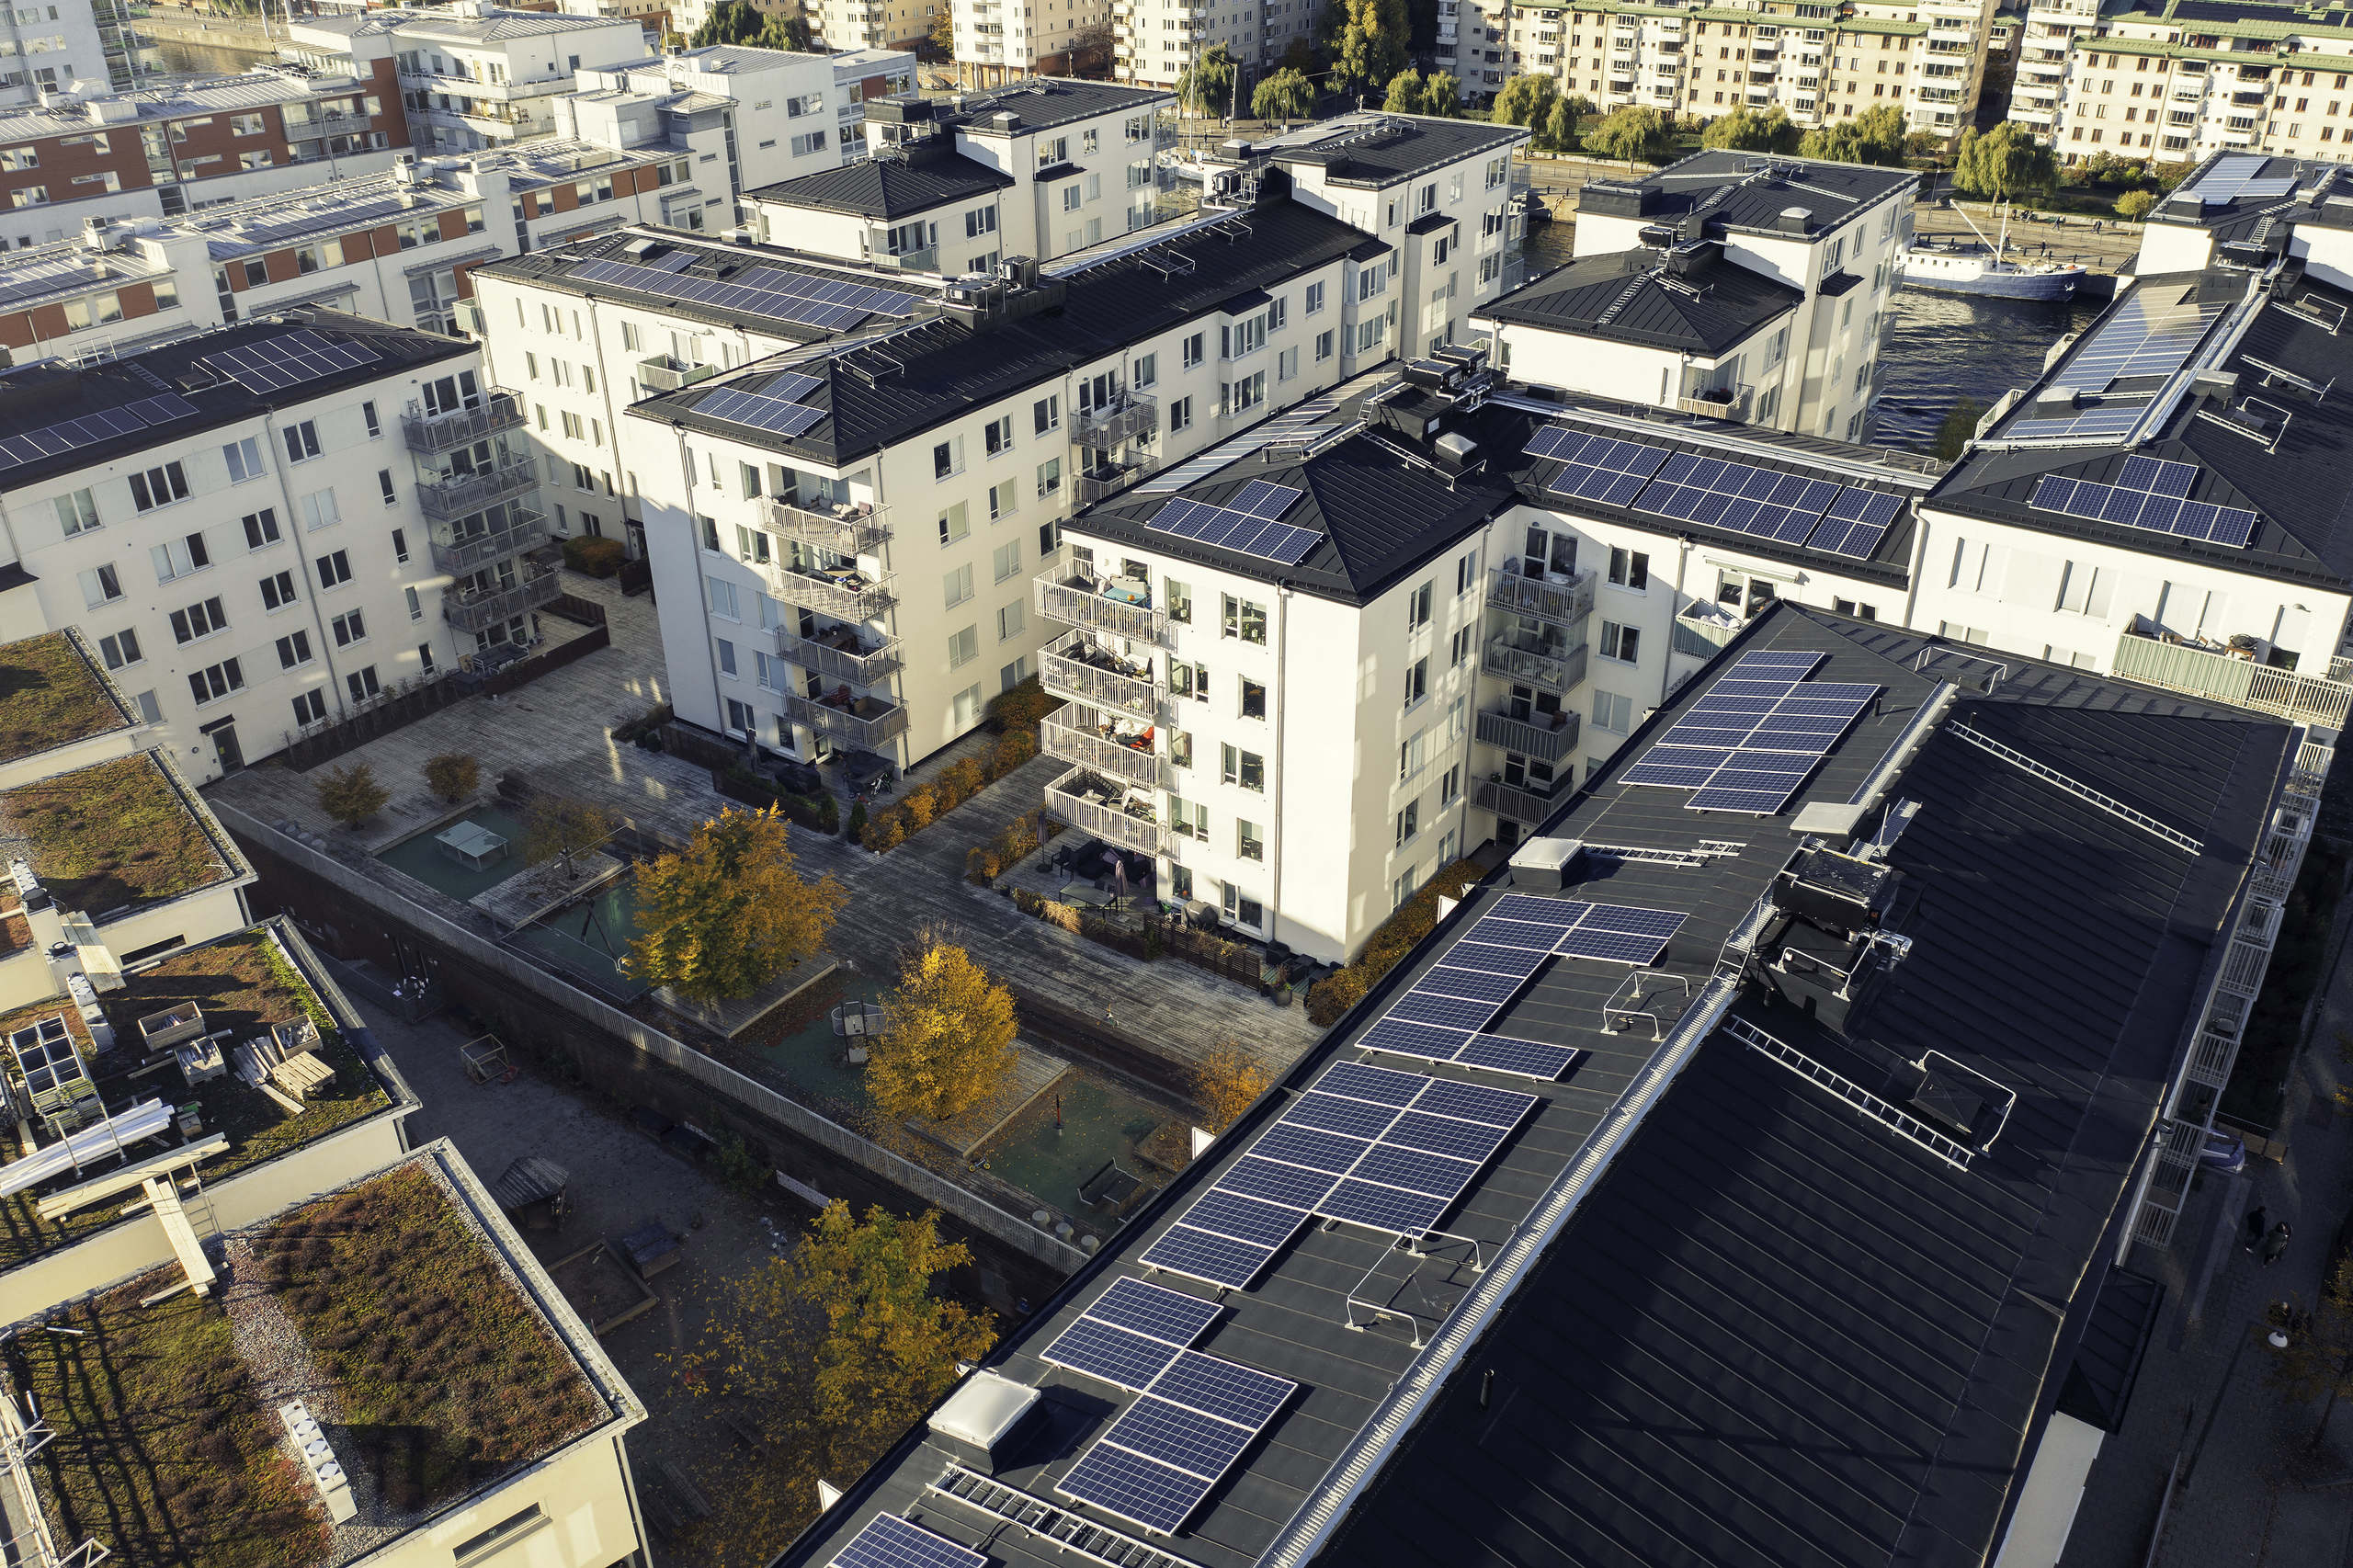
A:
[403, 391, 524, 453]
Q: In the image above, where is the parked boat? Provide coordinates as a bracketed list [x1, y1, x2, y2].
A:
[1896, 205, 2085, 301]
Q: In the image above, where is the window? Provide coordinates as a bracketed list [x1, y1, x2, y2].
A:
[291, 688, 326, 726]
[1404, 656, 1429, 707]
[984, 415, 1014, 456]
[945, 562, 974, 608]
[1219, 744, 1267, 791]
[1033, 394, 1061, 435]
[1222, 883, 1263, 931]
[991, 539, 1023, 584]
[97, 629, 141, 669]
[988, 480, 1019, 520]
[1608, 547, 1648, 589]
[1598, 621, 1640, 663]
[361, 401, 380, 438]
[1166, 580, 1191, 624]
[1439, 764, 1461, 807]
[282, 420, 321, 462]
[949, 624, 980, 667]
[1133, 352, 1157, 389]
[1406, 581, 1432, 630]
[1238, 819, 1265, 861]
[953, 683, 983, 729]
[316, 550, 351, 589]
[260, 569, 298, 609]
[80, 564, 121, 608]
[708, 577, 740, 620]
[1238, 676, 1266, 720]
[1395, 798, 1420, 846]
[1455, 548, 1480, 596]
[130, 461, 189, 512]
[933, 437, 962, 479]
[346, 665, 380, 703]
[167, 597, 229, 647]
[223, 437, 265, 483]
[1168, 396, 1192, 433]
[53, 488, 97, 537]
[997, 601, 1025, 641]
[938, 502, 970, 546]
[1306, 280, 1325, 314]
[331, 608, 366, 647]
[1036, 458, 1062, 499]
[300, 489, 339, 531]
[377, 469, 398, 507]
[1592, 689, 1633, 734]
[717, 639, 737, 677]
[1315, 329, 1334, 362]
[276, 630, 313, 668]
[1182, 332, 1204, 368]
[188, 657, 244, 705]
[151, 531, 210, 583]
[242, 508, 280, 550]
[1221, 594, 1267, 644]
[1399, 729, 1427, 781]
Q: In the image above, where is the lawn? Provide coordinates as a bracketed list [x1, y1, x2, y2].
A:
[251, 1164, 605, 1508]
[9, 1280, 331, 1568]
[0, 631, 124, 764]
[0, 753, 228, 915]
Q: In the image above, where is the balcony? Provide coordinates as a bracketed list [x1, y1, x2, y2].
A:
[767, 495, 888, 556]
[1676, 383, 1752, 420]
[1041, 710, 1173, 790]
[1034, 547, 1172, 645]
[402, 391, 523, 454]
[429, 510, 547, 575]
[1474, 707, 1581, 766]
[417, 459, 539, 523]
[1074, 392, 1158, 448]
[1486, 565, 1595, 628]
[765, 561, 896, 620]
[2112, 627, 2353, 727]
[1473, 773, 1575, 828]
[784, 688, 909, 749]
[1040, 628, 1164, 722]
[284, 109, 373, 140]
[1044, 765, 1179, 859]
[443, 569, 562, 633]
[778, 625, 902, 687]
[1483, 636, 1588, 695]
[869, 244, 937, 273]
[638, 354, 719, 393]
[1075, 460, 1151, 506]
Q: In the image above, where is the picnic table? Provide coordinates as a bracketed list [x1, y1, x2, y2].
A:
[436, 820, 509, 870]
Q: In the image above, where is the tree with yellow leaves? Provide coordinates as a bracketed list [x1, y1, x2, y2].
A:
[1194, 1040, 1272, 1132]
[624, 806, 845, 1003]
[866, 936, 1018, 1123]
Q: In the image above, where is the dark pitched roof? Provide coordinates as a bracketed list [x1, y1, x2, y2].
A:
[1931, 269, 2353, 591]
[775, 604, 2294, 1568]
[1478, 244, 1802, 356]
[1242, 111, 1527, 187]
[925, 77, 1170, 135]
[0, 310, 472, 492]
[631, 201, 1375, 465]
[2149, 151, 2340, 239]
[1581, 149, 1915, 241]
[745, 142, 1013, 220]
[2055, 1267, 2165, 1434]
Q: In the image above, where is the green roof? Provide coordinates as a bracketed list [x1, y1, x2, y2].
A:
[0, 632, 130, 767]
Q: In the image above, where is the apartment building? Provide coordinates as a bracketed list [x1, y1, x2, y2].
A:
[0, 68, 408, 251]
[0, 0, 141, 106]
[949, 0, 1108, 87]
[282, 2, 649, 158]
[0, 312, 557, 784]
[1484, 151, 1914, 441]
[1493, 0, 1995, 142]
[1200, 112, 1532, 358]
[745, 77, 1170, 267]
[1110, 0, 1320, 96]
[807, 0, 941, 54]
[571, 42, 870, 200]
[832, 46, 921, 159]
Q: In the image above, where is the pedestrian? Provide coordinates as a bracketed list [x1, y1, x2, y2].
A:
[2245, 1204, 2269, 1252]
[2262, 1221, 2292, 1267]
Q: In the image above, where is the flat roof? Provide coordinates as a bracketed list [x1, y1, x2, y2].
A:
[0, 69, 371, 146]
[1230, 111, 1527, 187]
[0, 631, 134, 768]
[779, 603, 2292, 1568]
[0, 750, 244, 923]
[1579, 148, 1916, 240]
[924, 77, 1173, 134]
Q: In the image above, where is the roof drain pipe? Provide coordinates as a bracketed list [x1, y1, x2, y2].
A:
[1268, 582, 1290, 959]
[1255, 966, 1747, 1568]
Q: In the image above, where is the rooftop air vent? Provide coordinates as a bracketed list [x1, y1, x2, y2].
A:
[1776, 205, 1813, 235]
[1887, 1051, 2016, 1151]
[1506, 836, 1584, 892]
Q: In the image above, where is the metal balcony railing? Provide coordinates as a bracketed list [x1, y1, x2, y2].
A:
[1033, 547, 1171, 645]
[417, 459, 539, 522]
[1486, 565, 1595, 627]
[1474, 708, 1580, 765]
[284, 110, 374, 139]
[1483, 637, 1588, 695]
[1041, 711, 1172, 790]
[1044, 766, 1179, 858]
[766, 562, 897, 620]
[402, 391, 523, 454]
[1074, 392, 1158, 448]
[784, 689, 909, 748]
[442, 569, 562, 632]
[429, 509, 547, 575]
[767, 496, 889, 556]
[1075, 461, 1149, 506]
[1473, 774, 1575, 827]
[778, 627, 902, 687]
[2111, 628, 2353, 728]
[638, 354, 719, 393]
[1040, 629, 1164, 722]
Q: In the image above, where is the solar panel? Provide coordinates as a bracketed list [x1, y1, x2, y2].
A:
[1416, 965, 1529, 1005]
[1461, 900, 1690, 967]
[1554, 926, 1677, 963]
[570, 255, 923, 333]
[695, 384, 825, 437]
[2030, 468, 2257, 549]
[1315, 1061, 1429, 1107]
[1489, 893, 1591, 927]
[1360, 1017, 1473, 1063]
[1058, 1347, 1297, 1535]
[1383, 1108, 1513, 1163]
[0, 392, 201, 472]
[1317, 1178, 1450, 1235]
[1730, 651, 1827, 676]
[1253, 1123, 1370, 1175]
[1440, 941, 1550, 978]
[1153, 1350, 1294, 1428]
[1042, 1316, 1184, 1391]
[1467, 916, 1574, 951]
[1183, 1187, 1311, 1247]
[1103, 1395, 1254, 1480]
[2188, 153, 2299, 206]
[1091, 1278, 1222, 1346]
[1387, 991, 1503, 1031]
[1350, 1144, 1480, 1197]
[1807, 489, 1904, 559]
[828, 1512, 986, 1568]
[1635, 451, 1839, 545]
[1139, 1224, 1276, 1290]
[1146, 494, 1320, 566]
[1228, 479, 1303, 518]
[1217, 1153, 1339, 1208]
[198, 328, 379, 394]
[1414, 1076, 1539, 1128]
[1059, 1439, 1211, 1534]
[1545, 433, 1673, 508]
[1282, 1090, 1404, 1141]
[1628, 661, 1880, 813]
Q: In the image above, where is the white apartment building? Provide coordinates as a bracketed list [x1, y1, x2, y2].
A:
[0, 0, 140, 106]
[1109, 0, 1319, 96]
[1491, 0, 1995, 142]
[283, 3, 650, 158]
[949, 0, 1108, 87]
[0, 312, 553, 783]
[832, 47, 922, 159]
[745, 77, 1170, 267]
[1483, 150, 1914, 442]
[571, 42, 870, 199]
[808, 0, 942, 55]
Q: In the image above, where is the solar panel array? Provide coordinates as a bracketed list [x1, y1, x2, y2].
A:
[1520, 426, 1906, 560]
[1146, 479, 1319, 566]
[0, 392, 199, 472]
[826, 1513, 985, 1568]
[2189, 153, 2298, 206]
[2030, 452, 2257, 548]
[1040, 1278, 1223, 1391]
[1136, 1062, 1536, 1290]
[571, 256, 924, 332]
[693, 378, 826, 439]
[1620, 649, 1881, 813]
[2048, 290, 2232, 396]
[198, 329, 380, 394]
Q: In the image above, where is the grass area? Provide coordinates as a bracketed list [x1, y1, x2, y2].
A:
[0, 930, 393, 1269]
[0, 631, 124, 764]
[9, 1280, 331, 1568]
[251, 1164, 605, 1508]
[2222, 835, 2349, 1127]
[0, 754, 228, 916]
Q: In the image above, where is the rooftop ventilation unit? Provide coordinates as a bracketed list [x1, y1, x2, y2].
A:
[1886, 1051, 2016, 1152]
[1506, 835, 1584, 892]
[1753, 845, 1909, 1034]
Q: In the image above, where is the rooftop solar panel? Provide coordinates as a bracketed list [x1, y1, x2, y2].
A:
[1139, 1224, 1276, 1290]
[1105, 1395, 1255, 1480]
[1388, 990, 1504, 1031]
[2030, 470, 2257, 549]
[695, 384, 825, 437]
[1154, 1350, 1295, 1428]
[1806, 489, 1904, 559]
[1058, 1440, 1211, 1534]
[1218, 1153, 1340, 1209]
[1383, 1108, 1513, 1163]
[1439, 941, 1550, 978]
[1415, 965, 1530, 1005]
[1228, 479, 1303, 518]
[1253, 1123, 1370, 1175]
[1350, 1143, 1481, 1198]
[0, 391, 203, 473]
[1090, 1278, 1222, 1347]
[1041, 1316, 1184, 1392]
[199, 329, 379, 395]
[1413, 1076, 1539, 1128]
[1317, 1178, 1451, 1236]
[1183, 1187, 1312, 1248]
[828, 1512, 987, 1568]
[1315, 1061, 1430, 1107]
[1282, 1090, 1405, 1141]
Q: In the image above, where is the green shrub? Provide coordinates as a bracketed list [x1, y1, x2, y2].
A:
[1306, 858, 1484, 1026]
[847, 799, 868, 842]
[562, 535, 626, 576]
[985, 676, 1060, 733]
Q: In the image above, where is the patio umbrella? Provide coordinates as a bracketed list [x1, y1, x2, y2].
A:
[1113, 856, 1128, 911]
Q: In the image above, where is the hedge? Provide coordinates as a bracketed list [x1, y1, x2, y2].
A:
[562, 535, 626, 576]
[1306, 858, 1485, 1026]
[859, 729, 1037, 852]
[718, 764, 839, 835]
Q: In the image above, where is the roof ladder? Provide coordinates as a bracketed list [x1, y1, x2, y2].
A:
[929, 1463, 1207, 1568]
[1943, 721, 2203, 854]
[1719, 1016, 1973, 1170]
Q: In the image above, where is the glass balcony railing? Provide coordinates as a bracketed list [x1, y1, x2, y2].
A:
[402, 391, 523, 454]
[443, 569, 562, 632]
[784, 689, 909, 748]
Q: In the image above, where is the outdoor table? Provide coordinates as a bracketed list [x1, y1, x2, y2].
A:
[436, 820, 509, 870]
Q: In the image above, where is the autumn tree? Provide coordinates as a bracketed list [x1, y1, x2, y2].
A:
[926, 5, 954, 55]
[423, 752, 478, 803]
[521, 794, 620, 882]
[316, 764, 388, 830]
[2115, 188, 2156, 222]
[1493, 73, 1556, 132]
[867, 937, 1018, 1122]
[1422, 71, 1463, 115]
[1335, 0, 1409, 100]
[626, 806, 844, 1002]
[1194, 1040, 1273, 1132]
[692, 0, 805, 49]
[1539, 96, 1584, 153]
[1702, 106, 1800, 154]
[1253, 65, 1316, 122]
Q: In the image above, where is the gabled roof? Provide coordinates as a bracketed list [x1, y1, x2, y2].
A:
[1478, 243, 1801, 356]
[746, 144, 1014, 220]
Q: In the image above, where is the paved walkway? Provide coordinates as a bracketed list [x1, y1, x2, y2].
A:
[209, 573, 1324, 1085]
